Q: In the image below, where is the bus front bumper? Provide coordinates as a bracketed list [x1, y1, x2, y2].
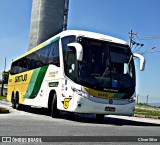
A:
[73, 96, 135, 116]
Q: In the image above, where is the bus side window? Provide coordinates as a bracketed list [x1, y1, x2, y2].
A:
[66, 50, 76, 80]
[20, 58, 28, 72]
[36, 61, 44, 68]
[29, 59, 36, 69]
[48, 41, 60, 67]
[61, 36, 76, 79]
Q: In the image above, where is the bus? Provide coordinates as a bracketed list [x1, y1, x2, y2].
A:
[7, 30, 145, 121]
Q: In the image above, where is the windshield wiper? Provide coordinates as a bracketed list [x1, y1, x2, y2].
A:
[102, 57, 111, 78]
[100, 46, 113, 87]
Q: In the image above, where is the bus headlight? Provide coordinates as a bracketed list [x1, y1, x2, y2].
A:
[71, 87, 89, 98]
[128, 96, 136, 103]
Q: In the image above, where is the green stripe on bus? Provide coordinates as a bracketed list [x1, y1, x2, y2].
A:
[24, 65, 49, 99]
[45, 36, 60, 46]
[112, 93, 125, 99]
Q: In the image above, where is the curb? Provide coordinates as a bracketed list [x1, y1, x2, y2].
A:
[134, 114, 160, 119]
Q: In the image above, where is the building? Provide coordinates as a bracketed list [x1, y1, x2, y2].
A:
[28, 0, 68, 50]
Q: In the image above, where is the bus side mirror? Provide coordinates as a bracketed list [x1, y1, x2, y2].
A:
[67, 43, 83, 61]
[133, 53, 145, 71]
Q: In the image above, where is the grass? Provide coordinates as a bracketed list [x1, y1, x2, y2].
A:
[0, 95, 7, 101]
[136, 103, 160, 109]
[0, 84, 8, 87]
[134, 108, 160, 117]
[135, 103, 160, 117]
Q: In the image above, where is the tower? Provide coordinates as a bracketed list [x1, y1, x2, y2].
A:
[28, 0, 68, 50]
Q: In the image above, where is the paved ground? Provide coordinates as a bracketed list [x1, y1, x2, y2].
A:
[0, 101, 160, 145]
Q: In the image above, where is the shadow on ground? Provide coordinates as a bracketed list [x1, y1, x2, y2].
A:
[18, 105, 160, 127]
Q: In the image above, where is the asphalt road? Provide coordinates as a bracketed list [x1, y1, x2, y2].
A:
[0, 101, 160, 145]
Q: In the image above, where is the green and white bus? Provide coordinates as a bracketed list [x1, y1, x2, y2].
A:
[7, 30, 144, 121]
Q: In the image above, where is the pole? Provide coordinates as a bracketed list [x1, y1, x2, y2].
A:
[146, 95, 149, 105]
[1, 74, 4, 96]
[137, 94, 139, 104]
[1, 57, 6, 96]
[63, 0, 69, 31]
[129, 30, 133, 49]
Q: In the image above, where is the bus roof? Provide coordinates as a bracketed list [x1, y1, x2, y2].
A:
[13, 30, 128, 62]
[61, 30, 128, 45]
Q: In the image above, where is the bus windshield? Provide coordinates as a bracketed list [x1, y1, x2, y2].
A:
[77, 37, 135, 92]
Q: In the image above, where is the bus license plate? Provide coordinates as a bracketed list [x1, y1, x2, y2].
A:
[105, 107, 115, 112]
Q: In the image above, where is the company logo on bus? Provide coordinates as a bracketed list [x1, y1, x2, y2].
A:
[15, 74, 27, 83]
[62, 98, 72, 109]
[48, 71, 58, 77]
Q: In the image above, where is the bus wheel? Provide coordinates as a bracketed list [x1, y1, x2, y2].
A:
[11, 96, 16, 109]
[14, 93, 20, 110]
[96, 114, 104, 123]
[51, 93, 59, 118]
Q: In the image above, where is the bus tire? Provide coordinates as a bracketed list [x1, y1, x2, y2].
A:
[96, 114, 104, 123]
[14, 93, 21, 110]
[11, 94, 16, 109]
[51, 93, 59, 118]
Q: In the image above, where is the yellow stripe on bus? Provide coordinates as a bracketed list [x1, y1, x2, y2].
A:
[7, 70, 34, 103]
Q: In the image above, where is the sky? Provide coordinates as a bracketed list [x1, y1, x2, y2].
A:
[0, 0, 160, 104]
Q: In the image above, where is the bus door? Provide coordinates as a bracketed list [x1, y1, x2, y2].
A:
[62, 50, 76, 111]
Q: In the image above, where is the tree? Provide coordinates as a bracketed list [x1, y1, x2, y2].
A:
[1, 71, 9, 96]
[2, 71, 9, 84]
